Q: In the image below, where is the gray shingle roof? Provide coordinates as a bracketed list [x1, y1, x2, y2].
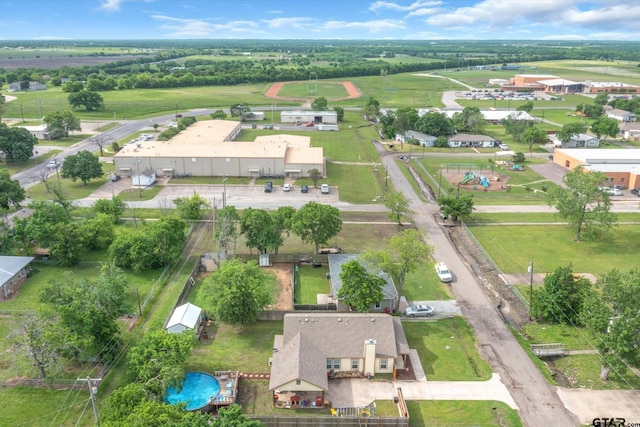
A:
[0, 256, 34, 286]
[327, 254, 398, 301]
[268, 332, 328, 391]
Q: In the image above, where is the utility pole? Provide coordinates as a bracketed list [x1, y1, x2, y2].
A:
[528, 261, 534, 321]
[77, 376, 101, 426]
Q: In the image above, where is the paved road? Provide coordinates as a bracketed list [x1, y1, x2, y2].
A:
[377, 140, 579, 426]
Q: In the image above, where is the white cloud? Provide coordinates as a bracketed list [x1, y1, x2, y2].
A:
[265, 10, 284, 15]
[152, 15, 262, 38]
[563, 3, 640, 31]
[369, 1, 441, 12]
[32, 35, 71, 40]
[321, 19, 406, 33]
[406, 7, 441, 18]
[540, 34, 586, 41]
[263, 17, 315, 29]
[100, 0, 154, 12]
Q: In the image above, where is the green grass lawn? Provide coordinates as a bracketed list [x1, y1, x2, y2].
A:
[295, 264, 331, 305]
[275, 81, 349, 99]
[469, 224, 640, 276]
[407, 400, 522, 427]
[28, 163, 115, 200]
[117, 185, 164, 201]
[403, 264, 453, 301]
[554, 354, 640, 390]
[403, 317, 492, 381]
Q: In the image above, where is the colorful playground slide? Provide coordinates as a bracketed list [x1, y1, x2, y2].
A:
[459, 171, 475, 184]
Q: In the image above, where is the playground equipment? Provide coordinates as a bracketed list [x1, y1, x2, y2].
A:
[481, 177, 489, 188]
[459, 171, 475, 184]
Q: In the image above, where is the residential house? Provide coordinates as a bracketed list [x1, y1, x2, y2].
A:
[550, 133, 600, 148]
[619, 122, 640, 140]
[607, 109, 637, 122]
[0, 256, 34, 300]
[327, 254, 398, 313]
[268, 313, 410, 408]
[395, 130, 437, 147]
[446, 133, 496, 148]
[165, 302, 205, 335]
[7, 81, 47, 92]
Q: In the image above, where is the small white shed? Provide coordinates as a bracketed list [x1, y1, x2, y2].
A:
[132, 169, 156, 187]
[165, 303, 203, 334]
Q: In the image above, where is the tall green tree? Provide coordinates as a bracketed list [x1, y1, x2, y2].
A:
[41, 265, 130, 363]
[0, 123, 38, 163]
[532, 265, 591, 324]
[415, 112, 455, 137]
[364, 96, 380, 119]
[67, 90, 104, 111]
[0, 169, 26, 210]
[594, 92, 609, 106]
[581, 269, 640, 380]
[240, 208, 282, 254]
[126, 330, 196, 396]
[362, 228, 434, 311]
[337, 259, 385, 312]
[215, 205, 240, 258]
[174, 193, 210, 220]
[212, 404, 262, 427]
[210, 109, 227, 120]
[590, 117, 620, 139]
[517, 101, 534, 112]
[13, 200, 70, 250]
[545, 165, 616, 241]
[307, 168, 323, 187]
[61, 150, 103, 185]
[93, 196, 126, 224]
[438, 195, 474, 222]
[384, 190, 412, 226]
[201, 258, 271, 326]
[394, 107, 419, 138]
[556, 122, 586, 145]
[230, 103, 250, 121]
[311, 97, 328, 111]
[502, 116, 533, 142]
[452, 106, 485, 133]
[9, 312, 65, 379]
[291, 202, 342, 254]
[521, 126, 548, 156]
[334, 106, 344, 122]
[102, 396, 211, 427]
[42, 110, 81, 138]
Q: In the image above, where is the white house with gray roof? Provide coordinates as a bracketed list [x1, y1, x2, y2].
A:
[268, 313, 409, 405]
[0, 256, 34, 300]
[327, 254, 398, 313]
[446, 133, 497, 148]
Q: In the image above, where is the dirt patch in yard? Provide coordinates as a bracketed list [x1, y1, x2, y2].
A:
[266, 263, 293, 311]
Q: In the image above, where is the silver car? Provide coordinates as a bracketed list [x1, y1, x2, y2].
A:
[404, 304, 434, 317]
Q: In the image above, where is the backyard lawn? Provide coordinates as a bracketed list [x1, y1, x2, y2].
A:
[295, 264, 331, 305]
[407, 400, 522, 427]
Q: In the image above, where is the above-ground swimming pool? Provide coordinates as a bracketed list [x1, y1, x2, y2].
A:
[165, 372, 220, 411]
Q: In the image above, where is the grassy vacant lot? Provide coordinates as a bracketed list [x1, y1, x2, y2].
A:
[403, 264, 453, 301]
[28, 163, 115, 200]
[275, 81, 349, 99]
[403, 318, 492, 381]
[407, 400, 522, 427]
[469, 224, 640, 275]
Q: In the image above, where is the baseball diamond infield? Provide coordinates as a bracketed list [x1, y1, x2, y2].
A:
[264, 80, 362, 101]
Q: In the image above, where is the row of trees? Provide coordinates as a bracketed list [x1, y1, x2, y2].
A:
[533, 265, 640, 381]
[379, 106, 488, 140]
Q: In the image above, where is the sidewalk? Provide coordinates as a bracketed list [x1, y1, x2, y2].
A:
[326, 350, 517, 409]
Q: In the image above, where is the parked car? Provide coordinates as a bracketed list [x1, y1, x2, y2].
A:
[435, 262, 452, 282]
[404, 304, 434, 317]
[46, 160, 60, 169]
[306, 122, 315, 127]
[264, 182, 273, 193]
[251, 124, 257, 129]
[631, 188, 640, 196]
[263, 124, 269, 129]
[610, 188, 622, 196]
[283, 183, 291, 192]
[300, 185, 309, 193]
[317, 247, 342, 254]
[321, 184, 330, 194]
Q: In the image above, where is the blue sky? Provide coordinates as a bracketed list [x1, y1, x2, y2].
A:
[1, 0, 639, 41]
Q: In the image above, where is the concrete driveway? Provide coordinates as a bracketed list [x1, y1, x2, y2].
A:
[400, 300, 462, 320]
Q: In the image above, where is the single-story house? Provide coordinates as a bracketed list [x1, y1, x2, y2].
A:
[327, 254, 398, 313]
[113, 120, 324, 179]
[165, 302, 205, 334]
[550, 133, 600, 148]
[619, 122, 640, 140]
[395, 130, 437, 147]
[15, 124, 52, 140]
[553, 148, 640, 189]
[446, 133, 496, 148]
[280, 111, 337, 125]
[7, 81, 47, 92]
[268, 313, 409, 407]
[0, 256, 34, 300]
[132, 169, 156, 187]
[607, 109, 637, 123]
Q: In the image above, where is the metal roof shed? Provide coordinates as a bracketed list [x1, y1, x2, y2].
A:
[165, 303, 203, 334]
